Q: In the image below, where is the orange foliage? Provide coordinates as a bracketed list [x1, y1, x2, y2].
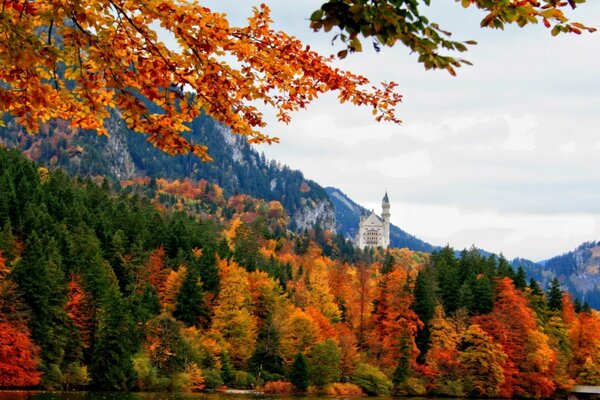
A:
[161, 266, 187, 312]
[475, 277, 555, 397]
[335, 323, 360, 380]
[323, 382, 365, 396]
[305, 306, 337, 341]
[66, 275, 94, 349]
[0, 321, 42, 387]
[569, 311, 600, 374]
[262, 380, 296, 394]
[369, 268, 421, 370]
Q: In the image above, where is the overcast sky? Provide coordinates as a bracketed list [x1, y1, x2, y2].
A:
[201, 0, 600, 261]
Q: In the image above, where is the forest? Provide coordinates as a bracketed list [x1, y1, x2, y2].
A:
[1, 147, 600, 397]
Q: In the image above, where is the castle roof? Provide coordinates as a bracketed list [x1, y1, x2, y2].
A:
[382, 191, 389, 203]
[362, 211, 383, 227]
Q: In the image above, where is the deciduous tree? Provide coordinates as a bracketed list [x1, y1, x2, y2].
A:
[0, 1, 401, 160]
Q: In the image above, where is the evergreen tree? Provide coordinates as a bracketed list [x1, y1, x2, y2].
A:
[249, 315, 285, 380]
[173, 267, 206, 327]
[471, 275, 494, 315]
[514, 266, 527, 291]
[289, 352, 309, 391]
[392, 333, 413, 388]
[529, 278, 543, 296]
[198, 245, 219, 294]
[381, 253, 395, 274]
[547, 277, 563, 312]
[433, 246, 461, 314]
[220, 351, 235, 386]
[91, 285, 135, 390]
[412, 270, 435, 360]
[12, 232, 68, 386]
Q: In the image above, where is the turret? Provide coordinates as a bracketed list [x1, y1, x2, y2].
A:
[381, 191, 391, 248]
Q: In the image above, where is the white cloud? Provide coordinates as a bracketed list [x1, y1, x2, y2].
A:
[559, 141, 577, 154]
[501, 115, 538, 151]
[206, 0, 600, 260]
[395, 202, 600, 260]
[366, 152, 434, 179]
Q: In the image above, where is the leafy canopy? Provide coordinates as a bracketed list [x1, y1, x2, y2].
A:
[0, 0, 594, 159]
[0, 0, 400, 160]
[311, 0, 595, 74]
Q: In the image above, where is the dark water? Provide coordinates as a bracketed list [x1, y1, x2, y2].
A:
[0, 393, 408, 400]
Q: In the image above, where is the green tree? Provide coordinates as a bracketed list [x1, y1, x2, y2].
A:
[91, 285, 136, 390]
[514, 266, 527, 291]
[412, 269, 435, 360]
[12, 232, 68, 386]
[173, 267, 206, 327]
[220, 351, 235, 386]
[392, 333, 413, 388]
[547, 277, 563, 312]
[249, 315, 285, 381]
[308, 339, 342, 388]
[433, 246, 461, 314]
[529, 278, 543, 297]
[289, 352, 309, 392]
[351, 363, 392, 395]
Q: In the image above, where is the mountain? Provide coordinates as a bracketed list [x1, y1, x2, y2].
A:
[529, 241, 600, 308]
[0, 114, 335, 232]
[325, 186, 438, 253]
[0, 112, 442, 253]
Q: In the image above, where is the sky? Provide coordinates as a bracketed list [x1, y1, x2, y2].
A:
[200, 0, 600, 261]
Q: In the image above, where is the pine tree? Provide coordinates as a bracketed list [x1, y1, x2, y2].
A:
[381, 253, 395, 274]
[197, 245, 219, 294]
[12, 232, 68, 386]
[529, 278, 543, 296]
[91, 285, 135, 390]
[514, 266, 527, 291]
[249, 315, 285, 380]
[220, 351, 235, 386]
[173, 267, 206, 327]
[412, 270, 435, 360]
[392, 333, 413, 388]
[289, 352, 309, 391]
[547, 278, 563, 312]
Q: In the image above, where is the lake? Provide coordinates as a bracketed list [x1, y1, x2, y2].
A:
[0, 393, 442, 400]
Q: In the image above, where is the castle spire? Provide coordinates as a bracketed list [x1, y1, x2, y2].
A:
[382, 190, 389, 204]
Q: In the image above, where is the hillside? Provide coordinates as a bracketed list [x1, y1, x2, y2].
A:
[325, 187, 437, 253]
[0, 114, 335, 232]
[528, 242, 600, 309]
[0, 113, 444, 254]
[1, 147, 598, 396]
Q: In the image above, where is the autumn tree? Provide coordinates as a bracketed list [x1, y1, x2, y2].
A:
[0, 321, 42, 387]
[458, 324, 506, 397]
[311, 0, 594, 74]
[0, 1, 401, 161]
[210, 259, 257, 368]
[475, 277, 556, 397]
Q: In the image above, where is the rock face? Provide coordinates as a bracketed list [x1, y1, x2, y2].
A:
[0, 113, 337, 234]
[293, 198, 337, 232]
[524, 241, 600, 309]
[102, 128, 138, 180]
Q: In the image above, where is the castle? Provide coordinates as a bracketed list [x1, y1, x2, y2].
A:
[356, 192, 390, 249]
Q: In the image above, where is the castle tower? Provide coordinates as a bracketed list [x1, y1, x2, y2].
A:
[382, 191, 390, 248]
